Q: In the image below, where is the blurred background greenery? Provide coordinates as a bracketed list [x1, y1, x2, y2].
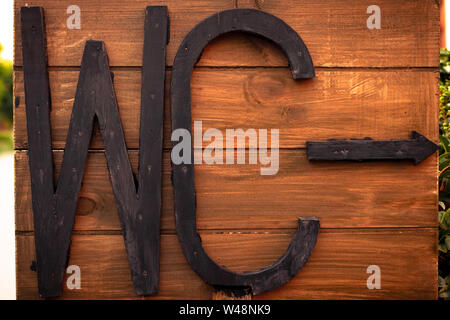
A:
[0, 42, 13, 154]
[438, 48, 450, 299]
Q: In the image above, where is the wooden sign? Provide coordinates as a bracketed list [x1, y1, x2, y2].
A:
[14, 0, 439, 300]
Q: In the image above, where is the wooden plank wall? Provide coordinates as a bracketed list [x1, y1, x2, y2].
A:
[14, 0, 440, 299]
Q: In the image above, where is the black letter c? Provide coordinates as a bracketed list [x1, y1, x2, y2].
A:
[171, 8, 319, 295]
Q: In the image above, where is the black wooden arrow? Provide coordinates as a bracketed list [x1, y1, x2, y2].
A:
[306, 131, 438, 165]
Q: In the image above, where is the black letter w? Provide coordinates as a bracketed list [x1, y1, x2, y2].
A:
[21, 6, 168, 297]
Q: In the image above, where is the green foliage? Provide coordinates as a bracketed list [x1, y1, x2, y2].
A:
[439, 49, 450, 299]
[0, 42, 13, 153]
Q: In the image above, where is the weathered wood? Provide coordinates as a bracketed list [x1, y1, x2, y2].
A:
[13, 69, 439, 150]
[14, 0, 439, 301]
[21, 6, 67, 298]
[307, 131, 438, 165]
[132, 5, 168, 295]
[16, 228, 437, 299]
[171, 9, 318, 295]
[15, 150, 438, 231]
[14, 0, 439, 67]
[21, 6, 168, 296]
[212, 288, 252, 300]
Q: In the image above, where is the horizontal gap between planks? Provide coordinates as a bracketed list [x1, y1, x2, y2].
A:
[15, 227, 438, 236]
[14, 148, 309, 152]
[12, 65, 440, 72]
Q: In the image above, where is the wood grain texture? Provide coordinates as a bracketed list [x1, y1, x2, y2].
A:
[15, 150, 437, 231]
[236, 0, 440, 68]
[13, 0, 439, 300]
[212, 290, 252, 300]
[13, 69, 439, 150]
[14, 0, 439, 67]
[16, 228, 437, 299]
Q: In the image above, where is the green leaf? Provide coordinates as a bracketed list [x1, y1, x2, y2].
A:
[440, 49, 450, 300]
[439, 153, 450, 171]
[441, 209, 450, 227]
[441, 135, 450, 153]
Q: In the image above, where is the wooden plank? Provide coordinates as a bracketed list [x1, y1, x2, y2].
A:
[16, 228, 437, 299]
[236, 0, 440, 68]
[20, 6, 68, 297]
[14, 0, 439, 67]
[16, 234, 212, 300]
[14, 0, 235, 67]
[15, 150, 437, 231]
[13, 69, 439, 150]
[212, 290, 252, 300]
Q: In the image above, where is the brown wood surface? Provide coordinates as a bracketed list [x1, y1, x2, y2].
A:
[16, 229, 437, 299]
[14, 0, 439, 299]
[212, 291, 252, 300]
[14, 0, 439, 67]
[13, 69, 439, 150]
[15, 150, 437, 231]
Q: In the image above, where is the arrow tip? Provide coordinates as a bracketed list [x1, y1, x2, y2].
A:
[411, 131, 439, 165]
